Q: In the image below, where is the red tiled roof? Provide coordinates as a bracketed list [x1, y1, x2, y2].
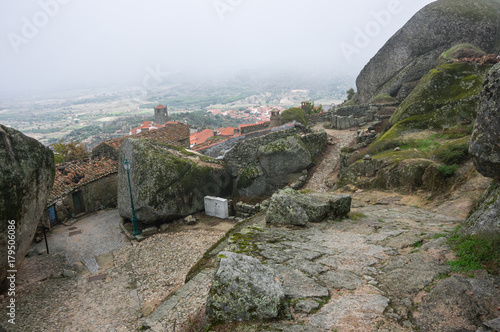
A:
[218, 127, 236, 136]
[190, 129, 214, 146]
[155, 104, 166, 109]
[92, 122, 190, 157]
[49, 157, 118, 204]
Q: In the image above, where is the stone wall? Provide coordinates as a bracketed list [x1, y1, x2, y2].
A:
[47, 173, 118, 224]
[240, 122, 270, 134]
[308, 104, 390, 129]
[197, 122, 298, 159]
[235, 202, 261, 219]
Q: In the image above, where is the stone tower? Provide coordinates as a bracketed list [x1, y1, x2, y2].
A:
[301, 101, 309, 115]
[269, 109, 281, 128]
[154, 104, 168, 125]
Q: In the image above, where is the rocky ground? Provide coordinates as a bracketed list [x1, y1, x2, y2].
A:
[0, 214, 233, 332]
[2, 128, 499, 332]
[201, 191, 500, 332]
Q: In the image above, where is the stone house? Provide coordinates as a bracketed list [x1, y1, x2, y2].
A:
[46, 157, 118, 225]
[92, 122, 190, 160]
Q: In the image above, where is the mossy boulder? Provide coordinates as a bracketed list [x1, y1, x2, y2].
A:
[0, 125, 55, 291]
[258, 136, 312, 181]
[437, 44, 487, 65]
[235, 135, 313, 197]
[355, 0, 500, 103]
[390, 62, 488, 126]
[470, 63, 500, 179]
[118, 138, 231, 224]
[368, 62, 487, 152]
[281, 107, 307, 126]
[206, 251, 285, 323]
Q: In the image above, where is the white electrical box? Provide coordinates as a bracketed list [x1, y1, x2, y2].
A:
[204, 196, 229, 219]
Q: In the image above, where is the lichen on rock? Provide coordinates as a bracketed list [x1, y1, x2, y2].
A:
[266, 188, 351, 225]
[117, 138, 232, 224]
[0, 125, 55, 291]
[206, 251, 285, 323]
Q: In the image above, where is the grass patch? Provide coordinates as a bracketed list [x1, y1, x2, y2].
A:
[447, 229, 500, 274]
[377, 219, 386, 223]
[400, 138, 440, 152]
[348, 212, 366, 221]
[413, 240, 423, 248]
[431, 233, 448, 239]
[434, 125, 473, 140]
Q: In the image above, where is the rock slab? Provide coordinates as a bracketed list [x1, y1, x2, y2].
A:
[413, 275, 500, 332]
[266, 188, 351, 225]
[206, 251, 285, 323]
[0, 125, 55, 291]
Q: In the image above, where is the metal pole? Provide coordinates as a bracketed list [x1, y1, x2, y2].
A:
[126, 166, 141, 236]
[42, 224, 49, 254]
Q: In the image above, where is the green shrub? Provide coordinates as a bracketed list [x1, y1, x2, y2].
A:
[437, 164, 458, 178]
[436, 143, 469, 165]
[447, 230, 500, 274]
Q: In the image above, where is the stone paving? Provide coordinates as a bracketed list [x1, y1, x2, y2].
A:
[0, 210, 229, 332]
[211, 200, 473, 331]
[32, 209, 130, 271]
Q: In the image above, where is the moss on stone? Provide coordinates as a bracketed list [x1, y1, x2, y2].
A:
[237, 163, 262, 189]
[438, 44, 486, 65]
[370, 93, 399, 104]
[391, 63, 489, 126]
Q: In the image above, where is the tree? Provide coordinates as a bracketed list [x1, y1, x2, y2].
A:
[282, 107, 308, 125]
[346, 88, 356, 100]
[51, 139, 90, 163]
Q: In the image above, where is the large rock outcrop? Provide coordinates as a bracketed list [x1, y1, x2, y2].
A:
[266, 188, 351, 226]
[227, 131, 327, 197]
[118, 138, 232, 224]
[464, 64, 500, 235]
[355, 0, 500, 103]
[470, 63, 500, 180]
[206, 251, 285, 323]
[0, 125, 54, 291]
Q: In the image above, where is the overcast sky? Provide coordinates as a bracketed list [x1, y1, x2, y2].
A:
[0, 0, 436, 97]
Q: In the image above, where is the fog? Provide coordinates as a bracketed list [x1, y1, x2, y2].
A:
[0, 0, 435, 97]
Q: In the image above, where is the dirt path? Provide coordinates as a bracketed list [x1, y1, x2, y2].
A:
[304, 126, 358, 192]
